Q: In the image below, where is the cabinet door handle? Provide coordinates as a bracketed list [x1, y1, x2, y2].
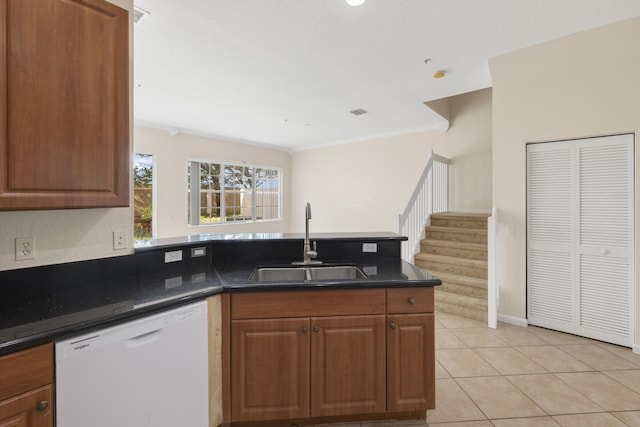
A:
[313, 325, 320, 333]
[389, 322, 397, 330]
[408, 298, 415, 305]
[302, 326, 308, 333]
[37, 400, 49, 412]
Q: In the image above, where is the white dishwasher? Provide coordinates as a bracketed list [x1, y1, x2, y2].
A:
[55, 300, 209, 427]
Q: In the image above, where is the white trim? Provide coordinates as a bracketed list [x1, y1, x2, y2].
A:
[634, 343, 640, 355]
[497, 313, 528, 327]
[487, 207, 498, 329]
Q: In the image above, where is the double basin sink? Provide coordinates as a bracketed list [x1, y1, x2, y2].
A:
[250, 265, 367, 282]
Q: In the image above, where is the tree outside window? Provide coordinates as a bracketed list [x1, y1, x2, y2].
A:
[134, 153, 153, 239]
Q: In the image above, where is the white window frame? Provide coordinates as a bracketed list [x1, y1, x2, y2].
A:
[188, 159, 282, 226]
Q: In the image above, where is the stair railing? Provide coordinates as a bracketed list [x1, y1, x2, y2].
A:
[487, 206, 498, 329]
[396, 149, 450, 262]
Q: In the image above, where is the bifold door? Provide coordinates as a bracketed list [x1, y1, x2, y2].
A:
[527, 134, 634, 347]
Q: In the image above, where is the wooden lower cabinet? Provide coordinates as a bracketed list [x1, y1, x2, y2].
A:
[387, 314, 435, 412]
[311, 315, 386, 417]
[0, 343, 54, 427]
[227, 287, 435, 425]
[231, 318, 311, 421]
[0, 385, 54, 427]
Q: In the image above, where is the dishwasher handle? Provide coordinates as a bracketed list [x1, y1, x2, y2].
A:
[126, 328, 162, 348]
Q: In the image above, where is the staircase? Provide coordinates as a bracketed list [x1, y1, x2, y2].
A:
[414, 212, 489, 322]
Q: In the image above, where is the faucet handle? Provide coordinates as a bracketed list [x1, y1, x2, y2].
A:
[306, 241, 318, 260]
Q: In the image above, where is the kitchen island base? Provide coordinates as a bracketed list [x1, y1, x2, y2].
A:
[222, 287, 435, 426]
[227, 410, 426, 427]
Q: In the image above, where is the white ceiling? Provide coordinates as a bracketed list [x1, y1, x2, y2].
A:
[133, 0, 640, 152]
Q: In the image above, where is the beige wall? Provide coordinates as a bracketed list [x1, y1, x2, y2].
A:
[0, 0, 134, 272]
[133, 126, 292, 238]
[290, 89, 493, 233]
[489, 17, 640, 343]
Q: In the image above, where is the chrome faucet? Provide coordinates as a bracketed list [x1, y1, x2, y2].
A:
[303, 202, 319, 264]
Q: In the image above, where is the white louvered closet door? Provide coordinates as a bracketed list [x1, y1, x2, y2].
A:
[527, 134, 634, 347]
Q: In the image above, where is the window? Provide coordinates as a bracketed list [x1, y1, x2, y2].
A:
[133, 153, 153, 239]
[188, 160, 281, 225]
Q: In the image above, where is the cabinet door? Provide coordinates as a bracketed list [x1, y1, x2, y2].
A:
[0, 0, 129, 210]
[231, 318, 310, 421]
[387, 314, 435, 412]
[0, 385, 54, 427]
[311, 315, 386, 417]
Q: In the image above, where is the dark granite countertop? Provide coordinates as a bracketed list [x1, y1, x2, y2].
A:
[216, 258, 439, 292]
[0, 233, 440, 356]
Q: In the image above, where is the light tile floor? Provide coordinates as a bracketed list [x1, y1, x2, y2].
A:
[312, 311, 640, 427]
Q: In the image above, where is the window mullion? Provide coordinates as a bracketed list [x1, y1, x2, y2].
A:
[220, 164, 226, 223]
[189, 161, 201, 226]
[251, 167, 257, 221]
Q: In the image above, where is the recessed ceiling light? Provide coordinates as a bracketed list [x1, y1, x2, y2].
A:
[346, 0, 366, 6]
[350, 109, 368, 116]
[433, 71, 446, 79]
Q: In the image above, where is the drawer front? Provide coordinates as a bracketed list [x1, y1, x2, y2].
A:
[231, 288, 386, 319]
[386, 287, 434, 314]
[0, 384, 54, 426]
[0, 343, 53, 402]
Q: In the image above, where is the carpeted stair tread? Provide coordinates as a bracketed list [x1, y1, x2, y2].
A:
[420, 239, 487, 251]
[437, 282, 488, 298]
[426, 271, 487, 289]
[430, 213, 490, 229]
[415, 254, 487, 279]
[435, 290, 487, 310]
[414, 253, 487, 269]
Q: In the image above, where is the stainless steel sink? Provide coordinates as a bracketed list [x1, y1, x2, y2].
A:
[307, 266, 367, 280]
[250, 267, 307, 282]
[250, 265, 366, 282]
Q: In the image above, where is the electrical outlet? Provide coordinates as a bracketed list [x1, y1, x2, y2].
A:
[113, 230, 127, 250]
[164, 250, 183, 263]
[15, 237, 35, 261]
[165, 276, 182, 289]
[362, 242, 378, 253]
[191, 247, 206, 258]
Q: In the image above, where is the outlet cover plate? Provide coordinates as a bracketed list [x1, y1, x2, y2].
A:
[164, 250, 183, 263]
[362, 242, 378, 253]
[113, 230, 127, 250]
[15, 237, 35, 261]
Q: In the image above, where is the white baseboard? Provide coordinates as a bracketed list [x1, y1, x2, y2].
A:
[497, 313, 529, 327]
[634, 343, 640, 355]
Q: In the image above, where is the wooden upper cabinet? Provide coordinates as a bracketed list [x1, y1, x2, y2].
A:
[0, 0, 130, 210]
